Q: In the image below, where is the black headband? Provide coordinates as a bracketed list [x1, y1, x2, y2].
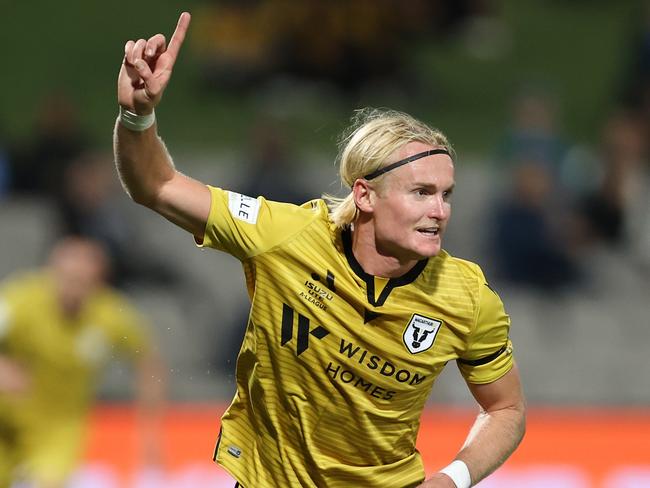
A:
[363, 149, 452, 180]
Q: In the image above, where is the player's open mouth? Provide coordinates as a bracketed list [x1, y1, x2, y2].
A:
[417, 227, 440, 236]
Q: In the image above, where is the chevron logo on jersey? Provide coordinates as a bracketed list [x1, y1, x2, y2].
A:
[281, 303, 329, 356]
[402, 314, 441, 354]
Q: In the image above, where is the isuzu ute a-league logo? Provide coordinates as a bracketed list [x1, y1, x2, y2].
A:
[402, 314, 442, 354]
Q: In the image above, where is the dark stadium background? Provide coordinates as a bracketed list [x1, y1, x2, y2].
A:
[1, 1, 648, 486]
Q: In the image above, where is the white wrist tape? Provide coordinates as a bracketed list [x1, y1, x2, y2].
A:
[439, 460, 472, 488]
[119, 107, 155, 131]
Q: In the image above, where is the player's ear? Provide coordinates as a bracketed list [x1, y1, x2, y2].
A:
[352, 178, 375, 213]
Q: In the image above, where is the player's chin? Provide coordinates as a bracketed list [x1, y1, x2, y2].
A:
[412, 236, 442, 258]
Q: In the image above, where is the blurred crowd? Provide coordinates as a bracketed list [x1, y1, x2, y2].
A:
[0, 2, 648, 485]
[191, 0, 494, 97]
[490, 88, 650, 292]
[0, 0, 648, 391]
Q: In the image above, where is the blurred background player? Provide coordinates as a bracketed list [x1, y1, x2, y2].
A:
[0, 236, 163, 488]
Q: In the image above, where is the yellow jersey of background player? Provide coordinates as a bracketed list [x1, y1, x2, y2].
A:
[0, 238, 153, 487]
[203, 187, 513, 488]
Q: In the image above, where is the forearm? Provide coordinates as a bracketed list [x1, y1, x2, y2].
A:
[0, 353, 30, 394]
[113, 118, 176, 208]
[456, 403, 526, 485]
[136, 353, 165, 464]
[137, 352, 165, 411]
[113, 117, 210, 237]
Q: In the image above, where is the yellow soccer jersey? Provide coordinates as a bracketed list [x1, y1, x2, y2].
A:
[0, 271, 149, 423]
[201, 187, 514, 488]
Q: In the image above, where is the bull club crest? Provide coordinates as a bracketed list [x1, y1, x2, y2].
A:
[402, 314, 442, 354]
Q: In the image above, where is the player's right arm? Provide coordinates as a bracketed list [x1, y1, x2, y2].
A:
[113, 12, 211, 240]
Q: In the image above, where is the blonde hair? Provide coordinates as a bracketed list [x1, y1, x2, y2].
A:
[324, 108, 454, 229]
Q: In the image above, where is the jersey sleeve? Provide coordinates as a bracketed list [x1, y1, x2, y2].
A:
[198, 186, 320, 260]
[457, 269, 514, 384]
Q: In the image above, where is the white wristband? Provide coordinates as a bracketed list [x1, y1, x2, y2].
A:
[439, 460, 472, 488]
[118, 107, 155, 131]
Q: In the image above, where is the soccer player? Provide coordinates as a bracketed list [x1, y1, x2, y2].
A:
[0, 237, 162, 488]
[114, 12, 525, 488]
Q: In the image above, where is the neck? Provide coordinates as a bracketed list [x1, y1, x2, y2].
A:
[350, 220, 421, 278]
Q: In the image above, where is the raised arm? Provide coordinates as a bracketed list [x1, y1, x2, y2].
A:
[113, 12, 210, 239]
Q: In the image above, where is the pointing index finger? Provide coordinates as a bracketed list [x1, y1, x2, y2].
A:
[166, 12, 191, 63]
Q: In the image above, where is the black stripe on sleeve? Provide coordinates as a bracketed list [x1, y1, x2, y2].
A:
[457, 344, 507, 366]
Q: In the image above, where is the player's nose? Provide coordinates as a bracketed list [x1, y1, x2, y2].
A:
[427, 194, 446, 219]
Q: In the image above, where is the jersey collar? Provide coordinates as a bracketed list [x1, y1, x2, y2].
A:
[341, 227, 428, 307]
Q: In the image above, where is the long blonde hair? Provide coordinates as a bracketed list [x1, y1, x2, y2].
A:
[324, 108, 453, 229]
